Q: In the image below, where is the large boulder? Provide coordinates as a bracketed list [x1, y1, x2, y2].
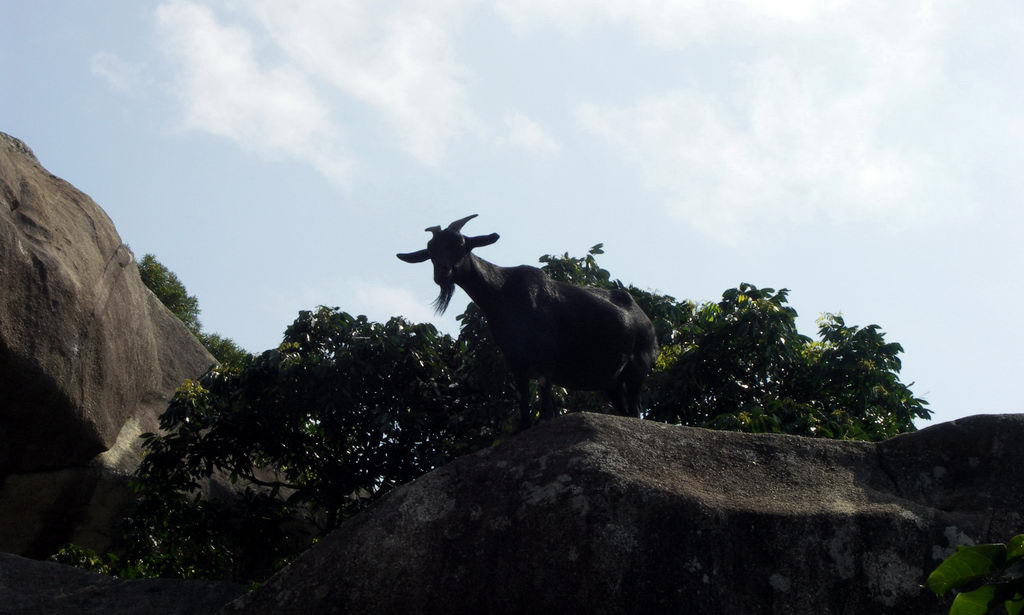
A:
[225, 412, 1024, 615]
[0, 132, 214, 556]
[0, 553, 244, 615]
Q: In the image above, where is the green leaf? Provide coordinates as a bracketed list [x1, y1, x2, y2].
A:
[928, 544, 1007, 595]
[1007, 535, 1024, 562]
[950, 585, 999, 615]
[1006, 594, 1024, 615]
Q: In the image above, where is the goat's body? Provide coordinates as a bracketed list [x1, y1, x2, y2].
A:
[457, 256, 658, 424]
[398, 215, 658, 428]
[486, 269, 646, 389]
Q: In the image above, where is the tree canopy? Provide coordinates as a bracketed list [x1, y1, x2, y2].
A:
[137, 253, 251, 368]
[137, 253, 202, 336]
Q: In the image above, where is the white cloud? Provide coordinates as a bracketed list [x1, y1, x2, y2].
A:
[156, 0, 353, 185]
[565, 1, 963, 241]
[498, 111, 560, 154]
[147, 0, 974, 226]
[153, 0, 475, 177]
[494, 0, 831, 46]
[246, 0, 477, 166]
[579, 91, 927, 241]
[90, 51, 150, 95]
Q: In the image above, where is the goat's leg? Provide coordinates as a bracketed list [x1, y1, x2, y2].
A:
[620, 366, 645, 418]
[516, 374, 533, 431]
[539, 378, 555, 421]
[607, 381, 628, 416]
[624, 378, 643, 417]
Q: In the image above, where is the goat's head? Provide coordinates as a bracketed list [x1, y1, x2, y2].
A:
[397, 214, 500, 314]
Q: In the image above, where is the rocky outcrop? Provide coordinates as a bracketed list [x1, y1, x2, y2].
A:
[0, 553, 244, 615]
[225, 412, 1024, 615]
[0, 132, 214, 556]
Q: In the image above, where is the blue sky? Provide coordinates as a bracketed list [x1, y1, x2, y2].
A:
[3, 1, 1022, 427]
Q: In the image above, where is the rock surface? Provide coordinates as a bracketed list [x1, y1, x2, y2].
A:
[0, 132, 214, 556]
[0, 553, 244, 615]
[225, 412, 1024, 615]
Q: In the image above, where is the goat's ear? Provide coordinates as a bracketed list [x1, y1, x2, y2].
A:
[466, 233, 499, 250]
[397, 249, 431, 263]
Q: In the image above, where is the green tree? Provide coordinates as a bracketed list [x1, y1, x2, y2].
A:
[197, 332, 253, 369]
[137, 253, 202, 335]
[644, 286, 929, 440]
[121, 308, 506, 581]
[137, 253, 251, 368]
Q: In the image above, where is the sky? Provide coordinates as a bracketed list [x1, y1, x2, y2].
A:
[2, 0, 1022, 428]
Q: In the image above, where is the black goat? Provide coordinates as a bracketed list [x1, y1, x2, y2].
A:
[397, 214, 658, 429]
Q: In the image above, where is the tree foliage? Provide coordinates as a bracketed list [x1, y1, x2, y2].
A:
[116, 309, 513, 580]
[197, 332, 253, 369]
[138, 253, 202, 336]
[106, 244, 929, 582]
[137, 253, 251, 368]
[928, 535, 1024, 615]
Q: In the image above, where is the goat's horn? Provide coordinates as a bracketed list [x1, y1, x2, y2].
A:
[425, 225, 443, 234]
[446, 214, 478, 233]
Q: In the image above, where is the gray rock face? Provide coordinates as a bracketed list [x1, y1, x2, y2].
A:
[225, 412, 1024, 615]
[0, 132, 214, 556]
[0, 553, 244, 615]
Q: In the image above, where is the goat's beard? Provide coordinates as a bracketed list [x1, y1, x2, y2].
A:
[432, 280, 456, 315]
